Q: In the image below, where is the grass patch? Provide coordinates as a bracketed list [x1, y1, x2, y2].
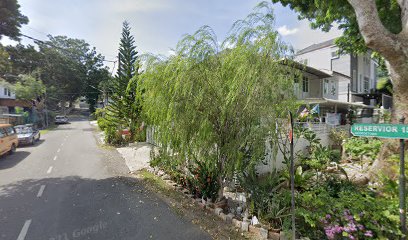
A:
[138, 169, 177, 199]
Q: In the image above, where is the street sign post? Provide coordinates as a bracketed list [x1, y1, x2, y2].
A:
[351, 123, 408, 139]
[288, 111, 295, 240]
[351, 121, 407, 239]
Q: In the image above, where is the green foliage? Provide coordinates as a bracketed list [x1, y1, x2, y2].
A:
[97, 117, 109, 131]
[343, 137, 383, 161]
[271, 0, 402, 54]
[141, 2, 298, 198]
[5, 44, 42, 77]
[187, 159, 220, 201]
[0, 45, 11, 76]
[329, 128, 348, 147]
[297, 185, 401, 239]
[377, 77, 393, 95]
[0, 0, 28, 41]
[14, 74, 46, 100]
[104, 125, 125, 145]
[239, 170, 291, 229]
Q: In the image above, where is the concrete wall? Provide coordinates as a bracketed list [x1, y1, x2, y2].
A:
[336, 75, 351, 102]
[295, 47, 332, 71]
[257, 124, 338, 174]
[332, 54, 351, 77]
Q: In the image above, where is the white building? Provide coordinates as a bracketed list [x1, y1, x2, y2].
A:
[294, 39, 391, 109]
[0, 83, 16, 100]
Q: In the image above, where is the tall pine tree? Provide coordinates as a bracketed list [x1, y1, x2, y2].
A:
[106, 21, 140, 141]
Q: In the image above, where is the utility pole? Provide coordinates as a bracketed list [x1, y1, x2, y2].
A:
[400, 117, 406, 240]
[288, 111, 295, 240]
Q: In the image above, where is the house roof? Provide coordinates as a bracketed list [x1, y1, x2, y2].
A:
[296, 39, 336, 55]
[303, 98, 375, 109]
[280, 59, 332, 78]
[319, 70, 351, 79]
[0, 99, 32, 108]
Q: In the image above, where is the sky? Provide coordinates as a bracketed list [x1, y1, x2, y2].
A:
[1, 0, 342, 71]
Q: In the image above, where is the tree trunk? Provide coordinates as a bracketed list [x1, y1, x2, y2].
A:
[216, 154, 226, 202]
[368, 64, 408, 181]
[389, 64, 408, 121]
[347, 0, 408, 182]
[217, 174, 224, 200]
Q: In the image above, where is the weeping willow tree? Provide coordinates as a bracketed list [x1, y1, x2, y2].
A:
[139, 2, 299, 200]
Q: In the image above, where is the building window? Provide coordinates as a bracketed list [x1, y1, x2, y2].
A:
[330, 80, 336, 95]
[331, 47, 339, 59]
[364, 77, 369, 93]
[302, 77, 309, 93]
[352, 70, 357, 92]
[324, 79, 329, 95]
[359, 74, 362, 92]
[7, 89, 10, 96]
[294, 75, 299, 83]
[4, 88, 7, 96]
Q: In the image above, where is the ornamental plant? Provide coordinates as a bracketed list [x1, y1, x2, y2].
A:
[321, 210, 373, 239]
[140, 2, 299, 201]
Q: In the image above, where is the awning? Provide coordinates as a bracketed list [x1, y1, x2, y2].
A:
[303, 98, 375, 109]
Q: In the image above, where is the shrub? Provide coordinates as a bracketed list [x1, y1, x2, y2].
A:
[187, 159, 220, 201]
[343, 137, 383, 161]
[104, 125, 124, 145]
[297, 185, 401, 239]
[239, 170, 292, 230]
[329, 128, 349, 146]
[97, 117, 109, 131]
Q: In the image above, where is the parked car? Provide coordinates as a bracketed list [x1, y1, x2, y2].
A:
[0, 124, 18, 155]
[55, 115, 69, 124]
[14, 124, 41, 145]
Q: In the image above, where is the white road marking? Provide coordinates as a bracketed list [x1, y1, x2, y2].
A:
[17, 219, 32, 240]
[57, 148, 61, 153]
[53, 156, 57, 161]
[61, 143, 64, 146]
[47, 166, 53, 174]
[37, 185, 46, 198]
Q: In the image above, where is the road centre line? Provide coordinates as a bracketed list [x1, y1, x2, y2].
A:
[37, 185, 46, 198]
[53, 156, 57, 161]
[57, 148, 61, 153]
[47, 166, 53, 174]
[16, 219, 32, 240]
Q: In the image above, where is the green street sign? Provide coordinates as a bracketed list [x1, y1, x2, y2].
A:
[351, 123, 408, 139]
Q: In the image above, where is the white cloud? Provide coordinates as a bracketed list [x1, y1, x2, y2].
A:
[107, 0, 173, 13]
[167, 49, 176, 56]
[277, 25, 299, 36]
[284, 20, 343, 51]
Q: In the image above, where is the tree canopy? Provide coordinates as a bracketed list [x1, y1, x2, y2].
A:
[140, 2, 299, 199]
[105, 21, 141, 141]
[272, 0, 402, 53]
[0, 0, 28, 40]
[14, 73, 46, 101]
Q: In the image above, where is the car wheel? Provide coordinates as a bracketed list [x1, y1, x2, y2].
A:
[9, 144, 16, 155]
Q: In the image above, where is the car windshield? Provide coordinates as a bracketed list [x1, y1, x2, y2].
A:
[15, 127, 33, 134]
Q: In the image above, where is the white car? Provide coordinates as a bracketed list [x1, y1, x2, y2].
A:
[55, 115, 69, 124]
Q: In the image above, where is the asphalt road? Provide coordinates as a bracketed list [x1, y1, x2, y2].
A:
[0, 120, 211, 240]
